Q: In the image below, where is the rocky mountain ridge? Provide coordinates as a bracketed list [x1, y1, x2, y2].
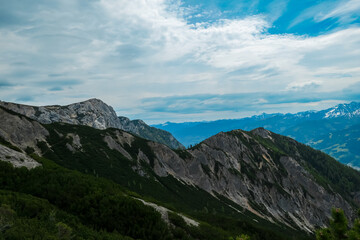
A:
[322, 102, 360, 119]
[148, 128, 356, 232]
[1, 105, 360, 234]
[0, 99, 184, 149]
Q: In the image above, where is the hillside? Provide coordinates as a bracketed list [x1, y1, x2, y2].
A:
[308, 123, 360, 169]
[2, 104, 360, 239]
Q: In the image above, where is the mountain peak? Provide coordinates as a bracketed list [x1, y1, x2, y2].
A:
[81, 98, 106, 104]
[323, 101, 360, 119]
[0, 99, 184, 149]
[251, 127, 273, 140]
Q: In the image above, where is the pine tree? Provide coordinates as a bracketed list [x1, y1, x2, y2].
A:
[316, 208, 360, 240]
[330, 208, 348, 239]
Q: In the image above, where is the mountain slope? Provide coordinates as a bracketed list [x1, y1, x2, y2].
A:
[0, 106, 297, 240]
[1, 105, 360, 237]
[308, 123, 360, 168]
[180, 128, 359, 232]
[0, 99, 184, 149]
[118, 116, 184, 149]
[154, 102, 360, 167]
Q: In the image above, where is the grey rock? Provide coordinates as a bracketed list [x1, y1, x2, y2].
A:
[104, 134, 132, 160]
[0, 144, 41, 169]
[147, 129, 357, 232]
[0, 107, 49, 154]
[0, 98, 121, 129]
[0, 99, 184, 149]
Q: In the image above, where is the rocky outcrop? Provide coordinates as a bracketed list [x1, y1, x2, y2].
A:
[0, 98, 120, 129]
[135, 198, 199, 227]
[0, 99, 184, 149]
[0, 107, 49, 154]
[0, 144, 41, 169]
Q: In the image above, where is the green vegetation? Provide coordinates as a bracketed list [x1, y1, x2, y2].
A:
[173, 148, 193, 160]
[0, 190, 132, 239]
[0, 158, 171, 239]
[0, 156, 265, 240]
[316, 208, 360, 240]
[0, 138, 21, 153]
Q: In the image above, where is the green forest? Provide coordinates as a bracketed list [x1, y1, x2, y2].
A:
[0, 152, 305, 239]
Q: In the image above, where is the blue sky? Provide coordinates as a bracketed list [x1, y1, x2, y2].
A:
[0, 0, 360, 123]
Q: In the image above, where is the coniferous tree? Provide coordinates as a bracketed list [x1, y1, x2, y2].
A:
[330, 208, 348, 239]
[316, 208, 360, 240]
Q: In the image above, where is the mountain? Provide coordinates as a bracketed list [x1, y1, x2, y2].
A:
[0, 98, 184, 149]
[308, 123, 360, 169]
[118, 116, 184, 149]
[0, 105, 298, 240]
[153, 102, 360, 167]
[2, 103, 360, 239]
[320, 102, 360, 119]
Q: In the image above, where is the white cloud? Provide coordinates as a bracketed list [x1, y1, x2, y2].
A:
[318, 0, 360, 22]
[0, 0, 359, 122]
[290, 0, 360, 28]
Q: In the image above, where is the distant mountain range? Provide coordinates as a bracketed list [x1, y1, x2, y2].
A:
[154, 102, 360, 167]
[2, 100, 360, 238]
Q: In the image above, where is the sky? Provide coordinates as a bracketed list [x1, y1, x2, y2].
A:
[0, 0, 360, 124]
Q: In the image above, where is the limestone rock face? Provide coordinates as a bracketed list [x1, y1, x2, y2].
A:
[0, 108, 49, 153]
[0, 144, 41, 169]
[147, 129, 356, 232]
[0, 98, 121, 129]
[0, 99, 183, 149]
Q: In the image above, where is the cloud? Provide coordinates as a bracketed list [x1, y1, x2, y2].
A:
[0, 80, 15, 87]
[138, 85, 360, 117]
[34, 79, 83, 87]
[0, 0, 359, 123]
[266, 0, 289, 22]
[289, 0, 360, 29]
[318, 0, 360, 23]
[16, 95, 35, 102]
[48, 86, 64, 91]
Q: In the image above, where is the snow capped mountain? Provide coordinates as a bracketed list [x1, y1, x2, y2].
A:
[322, 102, 360, 119]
